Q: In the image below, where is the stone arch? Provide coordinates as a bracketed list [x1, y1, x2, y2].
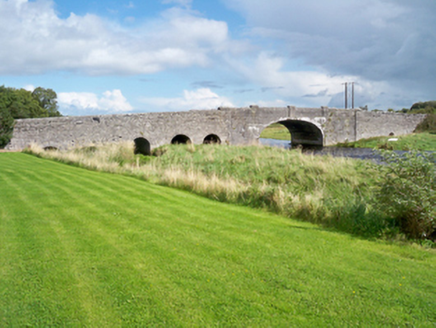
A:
[134, 137, 151, 156]
[171, 134, 192, 145]
[203, 134, 221, 144]
[261, 119, 324, 149]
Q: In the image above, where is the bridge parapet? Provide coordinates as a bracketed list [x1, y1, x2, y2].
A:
[6, 106, 427, 150]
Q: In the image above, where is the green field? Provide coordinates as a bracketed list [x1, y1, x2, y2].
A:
[1, 153, 435, 326]
[335, 132, 436, 151]
[259, 123, 291, 140]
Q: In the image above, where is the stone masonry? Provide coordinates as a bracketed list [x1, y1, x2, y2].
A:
[6, 106, 427, 150]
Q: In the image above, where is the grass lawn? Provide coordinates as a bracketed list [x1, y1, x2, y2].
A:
[1, 153, 435, 326]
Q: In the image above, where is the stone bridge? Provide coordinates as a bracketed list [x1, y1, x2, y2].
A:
[7, 106, 426, 153]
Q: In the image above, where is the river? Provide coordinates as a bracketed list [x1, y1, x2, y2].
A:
[258, 138, 434, 162]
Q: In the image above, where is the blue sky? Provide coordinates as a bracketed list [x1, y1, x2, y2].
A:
[1, 0, 435, 116]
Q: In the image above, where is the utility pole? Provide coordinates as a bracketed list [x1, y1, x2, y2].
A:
[343, 82, 355, 109]
[342, 82, 348, 109]
[351, 82, 355, 109]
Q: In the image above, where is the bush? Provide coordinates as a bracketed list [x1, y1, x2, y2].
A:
[414, 114, 436, 133]
[372, 151, 436, 240]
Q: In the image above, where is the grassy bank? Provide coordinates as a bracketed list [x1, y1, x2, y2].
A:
[25, 143, 383, 237]
[25, 142, 436, 241]
[1, 153, 435, 326]
[335, 132, 436, 151]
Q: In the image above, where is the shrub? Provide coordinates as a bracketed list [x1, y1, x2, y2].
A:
[372, 150, 436, 240]
[414, 114, 436, 133]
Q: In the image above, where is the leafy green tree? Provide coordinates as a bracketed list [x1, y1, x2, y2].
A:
[32, 87, 61, 117]
[0, 106, 14, 148]
[408, 101, 436, 114]
[0, 86, 47, 119]
[0, 85, 62, 147]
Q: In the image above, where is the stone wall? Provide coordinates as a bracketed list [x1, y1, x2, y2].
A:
[6, 106, 427, 150]
[7, 110, 229, 150]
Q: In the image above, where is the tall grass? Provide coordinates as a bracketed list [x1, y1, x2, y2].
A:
[25, 142, 384, 237]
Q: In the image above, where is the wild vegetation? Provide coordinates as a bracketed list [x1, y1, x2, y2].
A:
[373, 151, 436, 240]
[0, 86, 61, 148]
[1, 153, 435, 326]
[25, 142, 436, 242]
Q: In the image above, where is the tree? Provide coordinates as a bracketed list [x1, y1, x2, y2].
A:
[0, 85, 62, 148]
[408, 101, 436, 114]
[32, 87, 61, 117]
[0, 106, 14, 148]
[0, 86, 47, 119]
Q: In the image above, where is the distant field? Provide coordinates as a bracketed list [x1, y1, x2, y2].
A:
[335, 132, 436, 151]
[260, 123, 291, 140]
[1, 153, 435, 326]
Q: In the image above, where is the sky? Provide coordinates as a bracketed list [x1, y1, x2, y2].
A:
[1, 0, 435, 116]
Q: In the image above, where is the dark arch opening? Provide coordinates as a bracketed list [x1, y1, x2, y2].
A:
[44, 146, 58, 151]
[203, 134, 221, 144]
[261, 120, 323, 149]
[134, 137, 151, 156]
[171, 135, 191, 145]
[281, 120, 323, 149]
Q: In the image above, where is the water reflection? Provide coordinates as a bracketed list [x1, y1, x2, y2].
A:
[259, 138, 434, 162]
[259, 138, 291, 149]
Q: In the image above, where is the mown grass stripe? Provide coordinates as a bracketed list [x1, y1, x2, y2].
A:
[0, 173, 91, 326]
[4, 158, 194, 324]
[2, 155, 225, 324]
[1, 153, 435, 326]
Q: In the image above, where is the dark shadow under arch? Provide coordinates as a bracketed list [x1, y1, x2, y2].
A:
[171, 135, 191, 145]
[265, 120, 323, 149]
[134, 137, 151, 156]
[44, 146, 58, 151]
[203, 134, 221, 144]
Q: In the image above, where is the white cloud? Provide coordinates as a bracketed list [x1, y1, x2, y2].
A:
[227, 52, 353, 104]
[58, 89, 133, 114]
[0, 0, 233, 75]
[223, 0, 436, 109]
[23, 84, 35, 92]
[140, 88, 234, 111]
[226, 51, 396, 109]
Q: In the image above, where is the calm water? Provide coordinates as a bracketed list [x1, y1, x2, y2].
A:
[259, 138, 434, 162]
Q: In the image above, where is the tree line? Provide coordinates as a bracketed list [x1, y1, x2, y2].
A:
[0, 86, 62, 148]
